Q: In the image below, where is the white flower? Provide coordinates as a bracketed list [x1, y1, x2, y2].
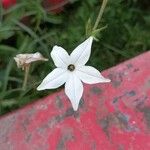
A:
[14, 52, 48, 70]
[37, 36, 111, 111]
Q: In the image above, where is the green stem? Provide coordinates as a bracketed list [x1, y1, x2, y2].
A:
[22, 65, 30, 90]
[93, 0, 108, 31]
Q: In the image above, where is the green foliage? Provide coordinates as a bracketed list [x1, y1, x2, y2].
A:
[0, 0, 150, 115]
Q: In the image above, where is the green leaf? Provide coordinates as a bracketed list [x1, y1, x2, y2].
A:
[0, 45, 17, 53]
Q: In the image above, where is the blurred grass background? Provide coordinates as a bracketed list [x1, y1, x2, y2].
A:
[0, 0, 150, 115]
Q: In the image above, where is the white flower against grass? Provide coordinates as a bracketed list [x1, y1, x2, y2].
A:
[37, 36, 110, 111]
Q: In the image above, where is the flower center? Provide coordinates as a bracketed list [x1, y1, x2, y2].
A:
[67, 64, 75, 72]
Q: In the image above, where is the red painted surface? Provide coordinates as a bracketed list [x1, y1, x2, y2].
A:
[0, 51, 150, 150]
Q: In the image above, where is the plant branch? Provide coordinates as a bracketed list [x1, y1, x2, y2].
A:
[93, 0, 108, 31]
[22, 65, 30, 90]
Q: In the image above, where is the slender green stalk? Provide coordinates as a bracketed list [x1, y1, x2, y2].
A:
[22, 65, 30, 90]
[93, 0, 108, 31]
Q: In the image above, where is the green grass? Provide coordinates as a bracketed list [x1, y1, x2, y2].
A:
[0, 0, 150, 115]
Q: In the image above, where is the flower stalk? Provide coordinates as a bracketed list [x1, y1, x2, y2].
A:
[22, 65, 30, 91]
[86, 0, 108, 39]
[93, 0, 108, 31]
[14, 52, 48, 91]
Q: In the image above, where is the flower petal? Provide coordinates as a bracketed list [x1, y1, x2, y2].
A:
[14, 52, 48, 70]
[37, 68, 68, 90]
[51, 46, 70, 68]
[70, 36, 93, 66]
[26, 52, 48, 63]
[65, 74, 83, 111]
[76, 66, 111, 84]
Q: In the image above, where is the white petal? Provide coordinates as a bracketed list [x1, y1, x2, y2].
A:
[51, 46, 70, 68]
[37, 68, 68, 90]
[76, 66, 111, 84]
[70, 36, 93, 66]
[26, 52, 48, 63]
[65, 74, 83, 111]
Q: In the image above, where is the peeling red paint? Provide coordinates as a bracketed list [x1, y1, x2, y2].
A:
[0, 51, 150, 150]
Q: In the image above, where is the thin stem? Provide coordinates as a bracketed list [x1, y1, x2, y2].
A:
[93, 0, 108, 31]
[22, 65, 30, 90]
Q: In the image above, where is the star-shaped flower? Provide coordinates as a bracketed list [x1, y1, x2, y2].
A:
[37, 36, 110, 111]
